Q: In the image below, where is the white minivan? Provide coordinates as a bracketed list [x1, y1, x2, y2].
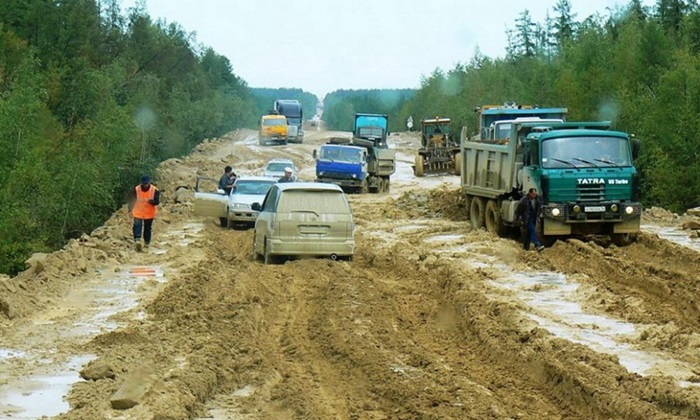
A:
[252, 182, 355, 264]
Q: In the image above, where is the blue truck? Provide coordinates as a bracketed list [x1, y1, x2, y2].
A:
[314, 113, 396, 193]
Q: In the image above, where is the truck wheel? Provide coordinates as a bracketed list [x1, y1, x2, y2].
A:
[470, 197, 485, 229]
[454, 153, 462, 176]
[485, 200, 507, 237]
[414, 155, 424, 177]
[611, 233, 633, 246]
[361, 180, 369, 194]
[385, 178, 390, 193]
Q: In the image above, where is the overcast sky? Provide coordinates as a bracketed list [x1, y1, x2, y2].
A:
[121, 0, 655, 97]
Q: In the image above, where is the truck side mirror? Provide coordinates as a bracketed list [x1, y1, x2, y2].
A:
[312, 149, 318, 160]
[251, 202, 261, 211]
[631, 138, 641, 160]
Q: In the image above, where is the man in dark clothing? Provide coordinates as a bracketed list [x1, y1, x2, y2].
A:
[219, 166, 237, 195]
[129, 175, 161, 252]
[515, 188, 545, 251]
[278, 167, 295, 183]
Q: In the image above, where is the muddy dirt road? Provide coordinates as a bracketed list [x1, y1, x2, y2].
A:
[2, 128, 700, 419]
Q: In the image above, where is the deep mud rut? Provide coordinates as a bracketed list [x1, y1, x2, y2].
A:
[2, 128, 700, 419]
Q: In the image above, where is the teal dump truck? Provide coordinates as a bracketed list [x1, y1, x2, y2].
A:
[460, 120, 642, 246]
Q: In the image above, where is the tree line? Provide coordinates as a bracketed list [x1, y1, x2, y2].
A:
[322, 89, 416, 132]
[397, 0, 700, 213]
[0, 0, 260, 274]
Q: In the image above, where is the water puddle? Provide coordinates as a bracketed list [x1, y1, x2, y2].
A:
[1, 355, 95, 418]
[489, 269, 699, 385]
[424, 234, 464, 244]
[0, 349, 27, 359]
[161, 222, 205, 248]
[0, 265, 168, 418]
[642, 224, 700, 252]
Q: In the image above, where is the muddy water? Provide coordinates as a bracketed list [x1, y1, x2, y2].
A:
[642, 224, 700, 251]
[491, 269, 698, 385]
[0, 266, 166, 418]
[423, 229, 700, 387]
[0, 220, 206, 419]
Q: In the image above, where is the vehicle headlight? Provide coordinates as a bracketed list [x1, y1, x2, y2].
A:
[351, 174, 357, 179]
[319, 172, 324, 177]
[611, 204, 619, 212]
[625, 206, 634, 214]
[231, 203, 250, 209]
[573, 205, 581, 213]
[552, 208, 560, 217]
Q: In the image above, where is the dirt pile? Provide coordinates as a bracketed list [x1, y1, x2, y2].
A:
[391, 185, 466, 221]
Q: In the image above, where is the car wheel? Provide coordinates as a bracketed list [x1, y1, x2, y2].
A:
[263, 238, 276, 264]
[253, 235, 262, 261]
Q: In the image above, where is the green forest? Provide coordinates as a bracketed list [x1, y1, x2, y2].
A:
[0, 0, 261, 274]
[322, 89, 415, 132]
[250, 88, 317, 121]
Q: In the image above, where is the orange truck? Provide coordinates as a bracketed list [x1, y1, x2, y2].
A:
[259, 115, 288, 146]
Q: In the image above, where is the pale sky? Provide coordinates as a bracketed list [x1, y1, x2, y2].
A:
[121, 0, 655, 97]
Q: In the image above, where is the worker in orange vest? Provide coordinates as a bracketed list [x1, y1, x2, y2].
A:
[129, 175, 161, 252]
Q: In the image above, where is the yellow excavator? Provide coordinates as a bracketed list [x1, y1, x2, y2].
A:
[414, 116, 461, 176]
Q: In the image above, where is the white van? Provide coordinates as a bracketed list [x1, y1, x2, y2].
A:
[252, 182, 355, 264]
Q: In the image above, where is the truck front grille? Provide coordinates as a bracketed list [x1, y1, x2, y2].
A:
[577, 184, 605, 202]
[322, 171, 355, 180]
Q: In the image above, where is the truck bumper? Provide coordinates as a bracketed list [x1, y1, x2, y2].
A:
[260, 136, 287, 145]
[542, 202, 642, 235]
[316, 178, 362, 187]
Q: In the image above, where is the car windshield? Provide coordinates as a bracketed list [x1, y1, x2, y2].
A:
[278, 190, 350, 213]
[320, 147, 362, 163]
[233, 180, 276, 195]
[266, 162, 290, 172]
[541, 136, 632, 168]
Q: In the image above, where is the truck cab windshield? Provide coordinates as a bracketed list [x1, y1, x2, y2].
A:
[263, 118, 286, 127]
[358, 126, 384, 138]
[321, 148, 363, 163]
[541, 136, 631, 168]
[494, 122, 511, 140]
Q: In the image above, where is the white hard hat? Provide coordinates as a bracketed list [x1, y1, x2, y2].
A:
[284, 167, 293, 172]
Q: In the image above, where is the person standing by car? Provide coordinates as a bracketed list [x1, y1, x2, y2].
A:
[129, 175, 160, 252]
[219, 165, 237, 195]
[515, 188, 545, 252]
[278, 167, 295, 183]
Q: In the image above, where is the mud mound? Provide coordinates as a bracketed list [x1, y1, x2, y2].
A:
[391, 185, 466, 221]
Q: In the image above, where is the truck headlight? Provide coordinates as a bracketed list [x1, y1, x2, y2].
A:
[552, 208, 560, 216]
[611, 204, 619, 212]
[625, 206, 634, 214]
[319, 172, 324, 177]
[351, 174, 357, 179]
[573, 205, 581, 213]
